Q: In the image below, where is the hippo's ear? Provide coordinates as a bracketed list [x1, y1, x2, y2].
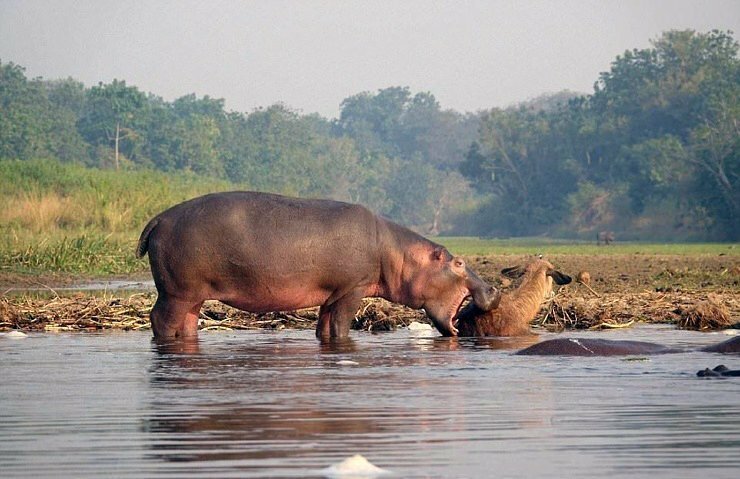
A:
[431, 246, 448, 262]
[548, 269, 572, 285]
[501, 265, 524, 279]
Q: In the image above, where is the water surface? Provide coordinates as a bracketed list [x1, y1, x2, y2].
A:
[1, 326, 739, 478]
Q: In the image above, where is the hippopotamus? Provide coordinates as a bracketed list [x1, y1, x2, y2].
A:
[515, 336, 740, 378]
[516, 334, 740, 356]
[697, 365, 740, 377]
[515, 338, 677, 356]
[700, 335, 740, 353]
[136, 191, 499, 340]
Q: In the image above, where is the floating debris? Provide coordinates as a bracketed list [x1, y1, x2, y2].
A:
[322, 454, 389, 478]
[2, 330, 27, 338]
[336, 360, 360, 366]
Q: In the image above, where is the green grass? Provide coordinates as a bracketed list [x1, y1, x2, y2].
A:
[1, 233, 147, 276]
[1, 159, 737, 279]
[0, 158, 243, 277]
[435, 236, 740, 256]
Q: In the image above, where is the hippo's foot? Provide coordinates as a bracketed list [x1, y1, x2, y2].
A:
[697, 364, 740, 377]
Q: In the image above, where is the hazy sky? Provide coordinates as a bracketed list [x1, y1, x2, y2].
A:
[1, 0, 739, 118]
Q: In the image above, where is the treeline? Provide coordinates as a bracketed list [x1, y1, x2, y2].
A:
[463, 30, 739, 240]
[1, 29, 737, 240]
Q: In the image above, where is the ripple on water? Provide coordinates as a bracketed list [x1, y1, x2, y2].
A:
[0, 328, 739, 478]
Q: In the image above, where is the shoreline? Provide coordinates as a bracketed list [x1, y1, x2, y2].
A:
[2, 253, 738, 334]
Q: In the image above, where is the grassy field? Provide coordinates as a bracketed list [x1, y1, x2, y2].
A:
[437, 237, 740, 257]
[1, 159, 738, 281]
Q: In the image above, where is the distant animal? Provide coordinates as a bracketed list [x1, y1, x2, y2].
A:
[576, 271, 591, 285]
[455, 258, 572, 337]
[596, 231, 615, 246]
[136, 191, 499, 340]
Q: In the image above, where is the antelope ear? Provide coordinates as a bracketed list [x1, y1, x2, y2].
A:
[547, 269, 572, 285]
[501, 265, 525, 279]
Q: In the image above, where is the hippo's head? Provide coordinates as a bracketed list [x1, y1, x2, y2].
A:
[414, 247, 500, 337]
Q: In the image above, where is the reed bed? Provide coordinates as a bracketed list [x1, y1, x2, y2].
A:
[539, 288, 738, 331]
[0, 294, 425, 333]
[1, 288, 736, 334]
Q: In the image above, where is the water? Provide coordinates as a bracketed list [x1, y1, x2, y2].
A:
[1, 326, 739, 478]
[4, 279, 155, 294]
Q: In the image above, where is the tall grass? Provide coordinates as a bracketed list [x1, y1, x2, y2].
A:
[2, 234, 143, 274]
[0, 159, 242, 275]
[0, 159, 238, 233]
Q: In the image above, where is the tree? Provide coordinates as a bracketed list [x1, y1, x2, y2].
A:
[0, 61, 87, 162]
[461, 105, 576, 235]
[78, 80, 148, 169]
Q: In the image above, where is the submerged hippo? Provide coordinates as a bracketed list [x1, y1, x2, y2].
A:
[516, 335, 740, 356]
[700, 335, 740, 353]
[697, 365, 740, 377]
[137, 191, 499, 340]
[515, 338, 676, 356]
[515, 336, 740, 378]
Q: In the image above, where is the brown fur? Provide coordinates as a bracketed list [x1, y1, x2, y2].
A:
[455, 259, 571, 337]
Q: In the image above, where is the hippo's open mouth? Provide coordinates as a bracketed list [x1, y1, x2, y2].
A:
[447, 294, 471, 336]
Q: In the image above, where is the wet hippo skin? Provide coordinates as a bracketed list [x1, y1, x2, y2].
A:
[700, 336, 740, 353]
[697, 365, 740, 377]
[136, 191, 499, 340]
[515, 338, 676, 356]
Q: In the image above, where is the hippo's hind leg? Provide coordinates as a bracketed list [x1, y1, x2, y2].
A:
[150, 295, 203, 339]
[316, 291, 364, 340]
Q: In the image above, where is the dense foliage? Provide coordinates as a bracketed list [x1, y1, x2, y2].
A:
[463, 29, 739, 240]
[1, 29, 737, 239]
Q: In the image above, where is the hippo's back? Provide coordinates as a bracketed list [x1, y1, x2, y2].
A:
[516, 338, 675, 356]
[137, 191, 382, 305]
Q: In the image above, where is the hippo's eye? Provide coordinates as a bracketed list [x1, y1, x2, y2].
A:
[454, 259, 464, 268]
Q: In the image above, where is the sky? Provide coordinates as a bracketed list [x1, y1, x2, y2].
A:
[1, 0, 739, 118]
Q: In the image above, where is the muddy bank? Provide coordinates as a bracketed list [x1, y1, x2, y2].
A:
[1, 254, 738, 333]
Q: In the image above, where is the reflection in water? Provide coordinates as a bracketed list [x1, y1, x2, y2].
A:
[142, 332, 554, 477]
[1, 327, 739, 478]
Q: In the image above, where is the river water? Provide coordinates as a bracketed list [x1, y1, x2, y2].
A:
[1, 326, 739, 478]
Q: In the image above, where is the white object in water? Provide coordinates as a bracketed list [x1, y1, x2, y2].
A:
[3, 330, 28, 339]
[322, 454, 389, 478]
[720, 329, 739, 336]
[336, 360, 360, 366]
[407, 321, 432, 331]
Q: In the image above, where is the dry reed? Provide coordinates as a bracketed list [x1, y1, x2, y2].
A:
[0, 295, 426, 333]
[676, 296, 733, 330]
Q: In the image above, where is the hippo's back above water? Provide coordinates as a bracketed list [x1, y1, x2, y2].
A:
[700, 336, 740, 354]
[516, 338, 676, 356]
[516, 335, 740, 356]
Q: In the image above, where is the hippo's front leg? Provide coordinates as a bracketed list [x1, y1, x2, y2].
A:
[316, 290, 364, 340]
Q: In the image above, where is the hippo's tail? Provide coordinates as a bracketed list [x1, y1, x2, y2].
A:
[136, 216, 159, 258]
